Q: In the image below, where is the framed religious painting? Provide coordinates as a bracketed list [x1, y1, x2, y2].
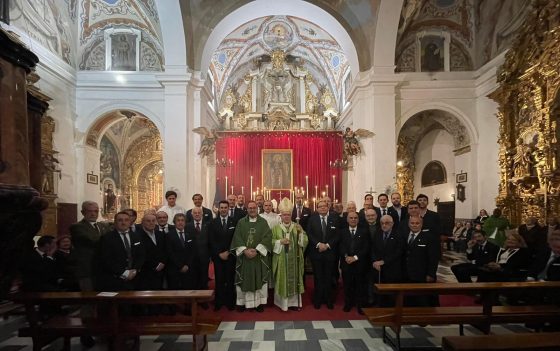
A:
[87, 173, 98, 185]
[262, 149, 293, 190]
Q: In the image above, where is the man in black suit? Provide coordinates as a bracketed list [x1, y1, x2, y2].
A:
[397, 200, 421, 238]
[156, 211, 175, 234]
[255, 194, 265, 214]
[208, 200, 237, 311]
[339, 211, 370, 314]
[136, 214, 166, 291]
[186, 193, 213, 223]
[372, 215, 404, 307]
[185, 207, 211, 297]
[292, 193, 312, 231]
[165, 213, 195, 290]
[403, 216, 440, 306]
[21, 235, 60, 292]
[236, 194, 248, 214]
[364, 209, 379, 305]
[416, 194, 442, 236]
[227, 194, 244, 223]
[306, 200, 340, 309]
[123, 208, 142, 233]
[97, 211, 146, 291]
[376, 194, 399, 226]
[527, 231, 560, 305]
[451, 230, 499, 282]
[339, 201, 357, 228]
[518, 217, 546, 259]
[358, 194, 375, 222]
[389, 192, 407, 226]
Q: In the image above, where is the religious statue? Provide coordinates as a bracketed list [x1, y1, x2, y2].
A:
[343, 127, 375, 157]
[104, 183, 117, 213]
[41, 153, 60, 194]
[263, 68, 293, 108]
[193, 127, 219, 158]
[511, 137, 534, 178]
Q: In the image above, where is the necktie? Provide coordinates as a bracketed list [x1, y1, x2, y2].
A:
[382, 209, 386, 216]
[160, 226, 166, 232]
[93, 222, 100, 234]
[321, 217, 327, 242]
[196, 222, 201, 232]
[408, 233, 416, 245]
[230, 208, 234, 217]
[351, 229, 355, 237]
[121, 232, 132, 268]
[383, 232, 389, 241]
[222, 218, 227, 230]
[178, 231, 185, 244]
[297, 207, 301, 218]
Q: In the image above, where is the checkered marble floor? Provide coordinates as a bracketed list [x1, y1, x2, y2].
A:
[0, 315, 531, 351]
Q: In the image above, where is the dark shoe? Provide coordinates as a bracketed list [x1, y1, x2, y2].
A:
[237, 305, 246, 312]
[80, 336, 95, 348]
[327, 303, 334, 310]
[256, 305, 264, 312]
[314, 303, 321, 310]
[288, 307, 302, 311]
[357, 308, 364, 315]
[343, 305, 351, 312]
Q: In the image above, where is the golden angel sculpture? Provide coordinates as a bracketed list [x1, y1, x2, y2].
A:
[193, 127, 219, 158]
[343, 127, 375, 157]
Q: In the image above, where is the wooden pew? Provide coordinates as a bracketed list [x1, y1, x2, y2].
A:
[363, 281, 560, 351]
[442, 332, 560, 351]
[11, 290, 220, 351]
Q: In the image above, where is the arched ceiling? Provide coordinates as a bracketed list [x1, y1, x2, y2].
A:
[209, 15, 350, 105]
[180, 0, 380, 72]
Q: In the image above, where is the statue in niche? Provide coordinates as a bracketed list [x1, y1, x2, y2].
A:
[111, 34, 136, 71]
[41, 153, 60, 194]
[512, 137, 534, 178]
[263, 68, 293, 108]
[104, 183, 117, 214]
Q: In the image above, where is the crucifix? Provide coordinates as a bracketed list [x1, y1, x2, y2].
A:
[365, 186, 376, 196]
[279, 190, 283, 200]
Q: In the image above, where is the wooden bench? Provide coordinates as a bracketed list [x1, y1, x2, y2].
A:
[11, 290, 220, 351]
[442, 332, 560, 351]
[363, 281, 560, 351]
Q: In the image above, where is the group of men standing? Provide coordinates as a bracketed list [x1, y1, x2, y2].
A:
[66, 190, 443, 322]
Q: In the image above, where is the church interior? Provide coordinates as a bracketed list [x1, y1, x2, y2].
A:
[1, 0, 560, 350]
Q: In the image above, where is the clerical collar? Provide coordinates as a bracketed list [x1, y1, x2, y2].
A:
[249, 216, 258, 222]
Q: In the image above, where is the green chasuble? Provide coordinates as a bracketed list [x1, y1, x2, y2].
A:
[231, 216, 272, 292]
[483, 216, 510, 247]
[271, 223, 308, 299]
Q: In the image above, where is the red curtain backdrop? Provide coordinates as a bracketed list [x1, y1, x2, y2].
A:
[215, 132, 343, 206]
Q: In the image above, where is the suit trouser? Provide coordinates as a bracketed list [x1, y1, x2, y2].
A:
[311, 258, 335, 305]
[341, 263, 367, 307]
[192, 260, 209, 290]
[451, 263, 478, 282]
[213, 256, 236, 308]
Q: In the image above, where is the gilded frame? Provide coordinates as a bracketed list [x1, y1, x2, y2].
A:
[261, 149, 293, 190]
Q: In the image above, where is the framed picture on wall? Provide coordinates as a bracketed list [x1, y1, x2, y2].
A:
[262, 149, 293, 190]
[87, 173, 99, 185]
[456, 172, 467, 183]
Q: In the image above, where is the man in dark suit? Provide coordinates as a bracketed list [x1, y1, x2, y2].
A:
[397, 200, 421, 238]
[97, 211, 146, 291]
[255, 194, 265, 214]
[69, 201, 109, 348]
[186, 193, 213, 223]
[21, 235, 60, 292]
[527, 231, 560, 307]
[136, 214, 166, 291]
[165, 213, 195, 290]
[339, 211, 370, 314]
[208, 200, 237, 311]
[123, 208, 142, 233]
[236, 194, 248, 214]
[227, 194, 244, 223]
[375, 194, 398, 225]
[339, 201, 357, 228]
[306, 200, 340, 309]
[358, 194, 375, 222]
[403, 216, 440, 307]
[518, 217, 546, 259]
[389, 192, 407, 226]
[292, 193, 312, 231]
[451, 230, 499, 282]
[156, 211, 175, 234]
[416, 194, 442, 236]
[364, 209, 379, 305]
[185, 207, 211, 297]
[372, 215, 404, 307]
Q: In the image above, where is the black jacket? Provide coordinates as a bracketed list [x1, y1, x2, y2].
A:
[292, 206, 312, 230]
[208, 216, 236, 258]
[306, 214, 340, 261]
[404, 229, 440, 282]
[466, 241, 500, 267]
[339, 226, 370, 267]
[371, 228, 404, 282]
[185, 221, 211, 264]
[527, 248, 560, 281]
[186, 207, 213, 223]
[136, 228, 166, 289]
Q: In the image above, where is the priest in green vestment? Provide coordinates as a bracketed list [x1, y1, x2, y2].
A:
[483, 208, 511, 247]
[272, 198, 308, 311]
[230, 200, 272, 312]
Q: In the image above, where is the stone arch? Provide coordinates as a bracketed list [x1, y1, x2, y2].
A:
[396, 108, 472, 203]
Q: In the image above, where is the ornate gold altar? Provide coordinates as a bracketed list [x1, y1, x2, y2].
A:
[489, 0, 560, 225]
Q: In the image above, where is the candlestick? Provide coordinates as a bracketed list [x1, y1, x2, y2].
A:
[326, 185, 329, 197]
[312, 197, 316, 212]
[315, 185, 318, 200]
[250, 176, 253, 200]
[332, 175, 336, 203]
[225, 176, 228, 199]
[305, 176, 309, 201]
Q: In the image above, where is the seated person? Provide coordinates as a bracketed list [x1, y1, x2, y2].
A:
[451, 230, 499, 282]
[518, 217, 546, 260]
[478, 232, 530, 282]
[21, 235, 60, 292]
[53, 235, 79, 291]
[526, 230, 560, 300]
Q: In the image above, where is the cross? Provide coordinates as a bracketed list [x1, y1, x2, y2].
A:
[279, 190, 283, 199]
[365, 186, 376, 195]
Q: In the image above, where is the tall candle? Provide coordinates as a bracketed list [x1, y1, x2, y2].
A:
[225, 176, 228, 199]
[241, 186, 244, 195]
[332, 175, 336, 203]
[305, 176, 309, 201]
[326, 185, 329, 197]
[231, 185, 234, 195]
[315, 185, 318, 200]
[250, 176, 253, 200]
